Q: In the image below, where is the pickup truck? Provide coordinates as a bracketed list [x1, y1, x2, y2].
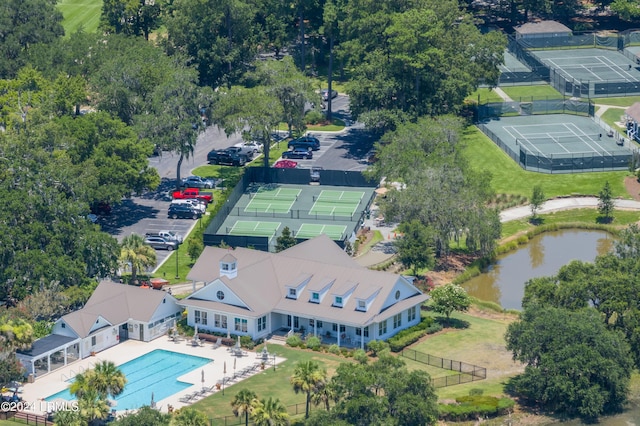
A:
[172, 188, 213, 204]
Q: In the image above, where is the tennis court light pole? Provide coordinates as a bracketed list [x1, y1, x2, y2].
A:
[175, 250, 179, 279]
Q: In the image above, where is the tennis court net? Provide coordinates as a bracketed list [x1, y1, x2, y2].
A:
[313, 195, 362, 204]
[250, 192, 298, 201]
[516, 134, 601, 145]
[226, 227, 275, 236]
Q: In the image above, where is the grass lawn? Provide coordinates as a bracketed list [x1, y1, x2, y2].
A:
[500, 84, 562, 100]
[594, 96, 640, 107]
[57, 0, 102, 35]
[307, 118, 346, 132]
[464, 126, 631, 198]
[190, 345, 348, 419]
[500, 208, 640, 237]
[467, 88, 504, 104]
[600, 107, 628, 131]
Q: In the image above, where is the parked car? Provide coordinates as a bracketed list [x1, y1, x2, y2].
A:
[172, 188, 213, 204]
[168, 204, 203, 220]
[144, 235, 179, 251]
[225, 146, 254, 159]
[282, 147, 313, 160]
[234, 141, 263, 154]
[207, 149, 248, 166]
[145, 231, 183, 243]
[321, 89, 338, 101]
[171, 199, 206, 213]
[288, 136, 320, 151]
[273, 160, 299, 169]
[182, 176, 215, 189]
[310, 166, 323, 182]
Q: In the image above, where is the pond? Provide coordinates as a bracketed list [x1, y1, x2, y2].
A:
[462, 229, 614, 310]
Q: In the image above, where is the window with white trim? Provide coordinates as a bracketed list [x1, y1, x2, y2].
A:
[311, 292, 319, 302]
[379, 320, 387, 335]
[355, 326, 369, 337]
[288, 288, 297, 298]
[258, 316, 267, 332]
[334, 296, 343, 306]
[393, 313, 402, 329]
[357, 300, 366, 311]
[234, 318, 248, 332]
[408, 306, 416, 322]
[215, 314, 227, 329]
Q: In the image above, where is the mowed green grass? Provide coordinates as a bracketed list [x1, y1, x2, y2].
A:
[463, 126, 630, 198]
[57, 0, 102, 35]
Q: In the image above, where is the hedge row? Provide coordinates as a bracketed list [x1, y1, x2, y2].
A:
[387, 316, 441, 352]
[438, 395, 515, 421]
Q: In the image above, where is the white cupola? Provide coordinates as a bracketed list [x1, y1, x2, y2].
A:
[220, 253, 237, 279]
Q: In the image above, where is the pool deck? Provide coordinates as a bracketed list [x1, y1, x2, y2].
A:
[20, 337, 285, 416]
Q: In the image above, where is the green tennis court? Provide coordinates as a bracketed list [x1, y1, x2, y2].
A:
[227, 221, 280, 237]
[251, 187, 301, 200]
[245, 198, 295, 214]
[310, 203, 358, 216]
[296, 224, 347, 240]
[314, 190, 365, 202]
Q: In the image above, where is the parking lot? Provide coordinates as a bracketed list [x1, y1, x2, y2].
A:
[101, 94, 375, 269]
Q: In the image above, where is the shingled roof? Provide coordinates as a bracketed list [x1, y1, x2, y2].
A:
[184, 235, 428, 327]
[626, 102, 640, 122]
[60, 281, 177, 338]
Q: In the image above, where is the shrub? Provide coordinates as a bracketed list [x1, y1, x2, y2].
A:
[306, 336, 322, 351]
[286, 335, 302, 348]
[425, 322, 443, 334]
[353, 349, 368, 364]
[240, 335, 255, 350]
[328, 344, 340, 355]
[366, 340, 389, 357]
[438, 396, 515, 422]
[305, 110, 324, 125]
[387, 316, 435, 352]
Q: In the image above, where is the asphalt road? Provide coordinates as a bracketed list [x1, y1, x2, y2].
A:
[100, 94, 376, 268]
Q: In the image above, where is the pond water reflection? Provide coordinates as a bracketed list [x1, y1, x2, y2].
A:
[462, 229, 614, 310]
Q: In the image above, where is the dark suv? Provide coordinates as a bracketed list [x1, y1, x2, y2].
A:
[288, 136, 320, 151]
[207, 149, 248, 166]
[168, 204, 203, 220]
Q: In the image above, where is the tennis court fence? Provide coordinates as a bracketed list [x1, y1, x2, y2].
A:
[506, 33, 640, 97]
[519, 149, 631, 173]
[477, 97, 592, 121]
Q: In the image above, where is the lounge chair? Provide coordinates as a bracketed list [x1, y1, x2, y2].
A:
[213, 337, 222, 349]
[179, 393, 195, 403]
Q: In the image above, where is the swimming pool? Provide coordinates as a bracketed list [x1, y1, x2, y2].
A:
[45, 349, 212, 410]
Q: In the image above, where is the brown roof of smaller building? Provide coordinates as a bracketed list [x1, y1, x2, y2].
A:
[626, 102, 640, 122]
[515, 20, 571, 35]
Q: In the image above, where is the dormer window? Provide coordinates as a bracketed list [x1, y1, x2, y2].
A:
[334, 296, 343, 307]
[288, 288, 297, 299]
[357, 300, 366, 311]
[311, 292, 319, 303]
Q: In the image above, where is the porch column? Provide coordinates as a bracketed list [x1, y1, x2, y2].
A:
[337, 324, 341, 347]
[64, 346, 68, 366]
[313, 320, 317, 337]
[289, 315, 293, 332]
[47, 354, 51, 374]
[361, 332, 364, 350]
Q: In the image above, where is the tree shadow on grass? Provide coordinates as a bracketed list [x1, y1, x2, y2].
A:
[434, 316, 470, 329]
[529, 216, 544, 226]
[596, 215, 613, 224]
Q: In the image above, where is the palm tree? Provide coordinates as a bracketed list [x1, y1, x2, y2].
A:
[172, 407, 209, 426]
[231, 389, 257, 426]
[92, 360, 127, 399]
[53, 409, 83, 426]
[69, 371, 90, 399]
[310, 381, 337, 411]
[290, 360, 327, 418]
[251, 397, 289, 426]
[119, 234, 156, 284]
[78, 388, 110, 426]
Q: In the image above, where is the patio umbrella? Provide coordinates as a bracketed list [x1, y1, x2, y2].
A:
[233, 357, 236, 371]
[235, 336, 241, 349]
[201, 369, 205, 391]
[150, 392, 155, 409]
[223, 361, 226, 375]
[194, 324, 198, 338]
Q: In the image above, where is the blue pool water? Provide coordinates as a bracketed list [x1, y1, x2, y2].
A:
[46, 349, 212, 410]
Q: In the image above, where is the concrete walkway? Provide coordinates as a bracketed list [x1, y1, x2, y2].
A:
[492, 87, 513, 102]
[500, 197, 640, 222]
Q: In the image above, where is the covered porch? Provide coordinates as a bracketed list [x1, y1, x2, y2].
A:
[16, 334, 80, 379]
[272, 313, 371, 349]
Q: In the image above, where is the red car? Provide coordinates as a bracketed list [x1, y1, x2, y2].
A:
[273, 160, 298, 169]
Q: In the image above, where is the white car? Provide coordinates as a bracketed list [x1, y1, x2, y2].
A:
[170, 199, 206, 213]
[234, 141, 263, 155]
